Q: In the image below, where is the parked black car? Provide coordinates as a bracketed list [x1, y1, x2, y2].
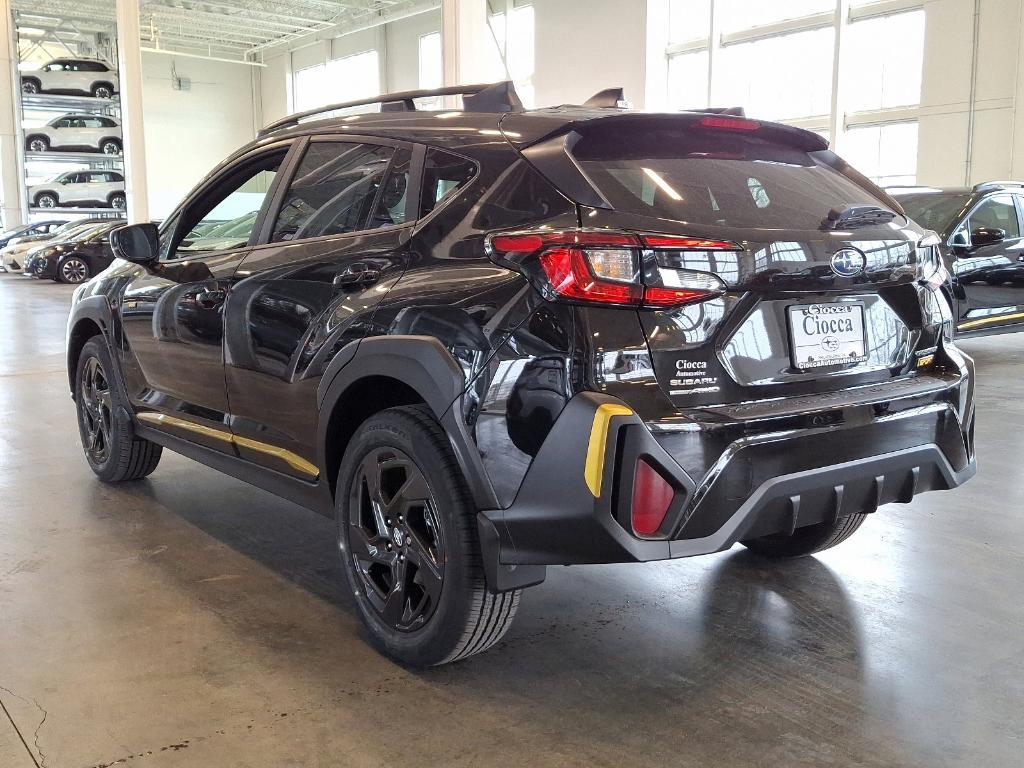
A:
[889, 182, 1024, 335]
[0, 219, 67, 248]
[66, 83, 976, 665]
[25, 220, 122, 283]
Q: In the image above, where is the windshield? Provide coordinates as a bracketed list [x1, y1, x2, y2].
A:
[571, 126, 896, 231]
[893, 192, 971, 234]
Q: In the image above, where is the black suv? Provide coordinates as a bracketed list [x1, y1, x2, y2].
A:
[66, 82, 976, 665]
[889, 182, 1024, 336]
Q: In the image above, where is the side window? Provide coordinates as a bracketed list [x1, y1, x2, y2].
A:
[419, 148, 477, 217]
[54, 117, 72, 128]
[270, 142, 394, 243]
[83, 117, 102, 128]
[969, 195, 1020, 240]
[368, 147, 413, 228]
[170, 150, 285, 259]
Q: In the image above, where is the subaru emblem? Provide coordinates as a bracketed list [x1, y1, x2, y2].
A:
[830, 248, 865, 278]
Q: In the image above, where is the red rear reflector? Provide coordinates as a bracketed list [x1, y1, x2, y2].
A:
[697, 116, 761, 132]
[490, 233, 544, 253]
[642, 286, 709, 307]
[631, 458, 674, 536]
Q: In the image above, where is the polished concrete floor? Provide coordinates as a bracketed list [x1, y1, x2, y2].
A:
[1, 273, 1022, 768]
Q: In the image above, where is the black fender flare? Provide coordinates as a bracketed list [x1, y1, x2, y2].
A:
[66, 295, 135, 438]
[317, 335, 500, 511]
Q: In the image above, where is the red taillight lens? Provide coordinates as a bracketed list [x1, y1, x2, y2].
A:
[631, 458, 674, 536]
[487, 229, 737, 308]
[537, 247, 642, 305]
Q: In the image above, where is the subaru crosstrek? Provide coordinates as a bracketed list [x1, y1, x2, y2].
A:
[65, 82, 976, 665]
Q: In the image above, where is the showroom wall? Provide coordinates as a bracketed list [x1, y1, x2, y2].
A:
[916, 0, 1024, 185]
[141, 52, 255, 218]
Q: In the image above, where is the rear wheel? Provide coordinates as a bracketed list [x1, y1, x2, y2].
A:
[58, 255, 90, 284]
[337, 405, 520, 666]
[100, 139, 121, 155]
[109, 192, 126, 210]
[92, 83, 114, 99]
[26, 136, 49, 152]
[741, 512, 868, 558]
[75, 338, 162, 482]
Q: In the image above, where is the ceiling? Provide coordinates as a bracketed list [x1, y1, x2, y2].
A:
[12, 0, 438, 63]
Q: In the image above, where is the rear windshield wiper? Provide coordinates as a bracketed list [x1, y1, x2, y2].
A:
[821, 205, 896, 230]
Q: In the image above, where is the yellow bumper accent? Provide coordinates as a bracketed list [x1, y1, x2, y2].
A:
[583, 404, 634, 497]
[136, 412, 320, 479]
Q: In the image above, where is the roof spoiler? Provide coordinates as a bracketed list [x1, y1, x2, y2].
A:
[582, 87, 631, 108]
[259, 80, 523, 136]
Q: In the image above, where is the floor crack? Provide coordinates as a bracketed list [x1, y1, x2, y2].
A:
[0, 684, 43, 768]
[32, 699, 48, 768]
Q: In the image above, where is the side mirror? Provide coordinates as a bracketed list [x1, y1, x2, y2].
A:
[970, 227, 1005, 248]
[110, 222, 159, 264]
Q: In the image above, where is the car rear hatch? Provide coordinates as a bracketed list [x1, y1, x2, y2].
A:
[503, 111, 941, 410]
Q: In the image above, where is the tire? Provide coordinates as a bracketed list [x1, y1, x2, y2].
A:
[26, 135, 49, 152]
[75, 338, 162, 482]
[58, 255, 90, 284]
[109, 193, 126, 210]
[337, 404, 520, 666]
[35, 192, 58, 209]
[92, 83, 114, 99]
[741, 512, 868, 558]
[22, 79, 39, 94]
[101, 138, 122, 155]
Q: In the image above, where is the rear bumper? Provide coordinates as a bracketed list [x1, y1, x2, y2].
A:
[478, 346, 975, 591]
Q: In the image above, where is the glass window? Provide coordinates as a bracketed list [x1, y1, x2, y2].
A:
[842, 122, 918, 186]
[846, 11, 925, 112]
[719, 0, 834, 32]
[487, 5, 535, 107]
[669, 0, 711, 43]
[715, 27, 834, 121]
[896, 191, 971, 233]
[173, 151, 285, 257]
[326, 50, 380, 104]
[293, 64, 326, 112]
[369, 148, 412, 228]
[667, 50, 709, 110]
[419, 149, 477, 217]
[271, 142, 394, 242]
[418, 32, 443, 109]
[968, 195, 1020, 239]
[569, 124, 895, 230]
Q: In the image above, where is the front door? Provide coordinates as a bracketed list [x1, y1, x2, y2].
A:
[223, 138, 416, 479]
[119, 144, 294, 453]
[951, 193, 1024, 334]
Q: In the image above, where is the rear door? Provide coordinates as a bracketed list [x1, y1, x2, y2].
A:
[950, 193, 1024, 333]
[223, 136, 417, 479]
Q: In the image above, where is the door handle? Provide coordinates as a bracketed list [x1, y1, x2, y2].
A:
[195, 289, 226, 308]
[333, 264, 382, 292]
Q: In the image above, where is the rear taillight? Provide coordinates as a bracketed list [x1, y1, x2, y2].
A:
[486, 230, 739, 309]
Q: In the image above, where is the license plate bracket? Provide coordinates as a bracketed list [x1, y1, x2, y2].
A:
[787, 302, 868, 370]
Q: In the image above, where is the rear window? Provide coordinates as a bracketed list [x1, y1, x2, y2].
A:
[572, 126, 893, 230]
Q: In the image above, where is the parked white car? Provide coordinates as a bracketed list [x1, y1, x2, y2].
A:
[25, 113, 122, 154]
[21, 59, 119, 99]
[29, 170, 125, 210]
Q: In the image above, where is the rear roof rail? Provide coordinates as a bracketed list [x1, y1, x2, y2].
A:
[972, 180, 1024, 192]
[259, 80, 523, 137]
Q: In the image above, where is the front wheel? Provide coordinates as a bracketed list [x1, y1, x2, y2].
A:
[75, 338, 162, 482]
[22, 79, 39, 94]
[741, 512, 868, 558]
[337, 405, 520, 666]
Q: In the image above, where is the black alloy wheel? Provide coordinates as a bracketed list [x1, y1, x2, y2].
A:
[347, 446, 446, 632]
[79, 356, 113, 465]
[93, 84, 113, 99]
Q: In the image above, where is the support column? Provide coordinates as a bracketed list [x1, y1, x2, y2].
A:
[827, 0, 851, 154]
[442, 0, 489, 100]
[0, 0, 24, 228]
[116, 0, 149, 223]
